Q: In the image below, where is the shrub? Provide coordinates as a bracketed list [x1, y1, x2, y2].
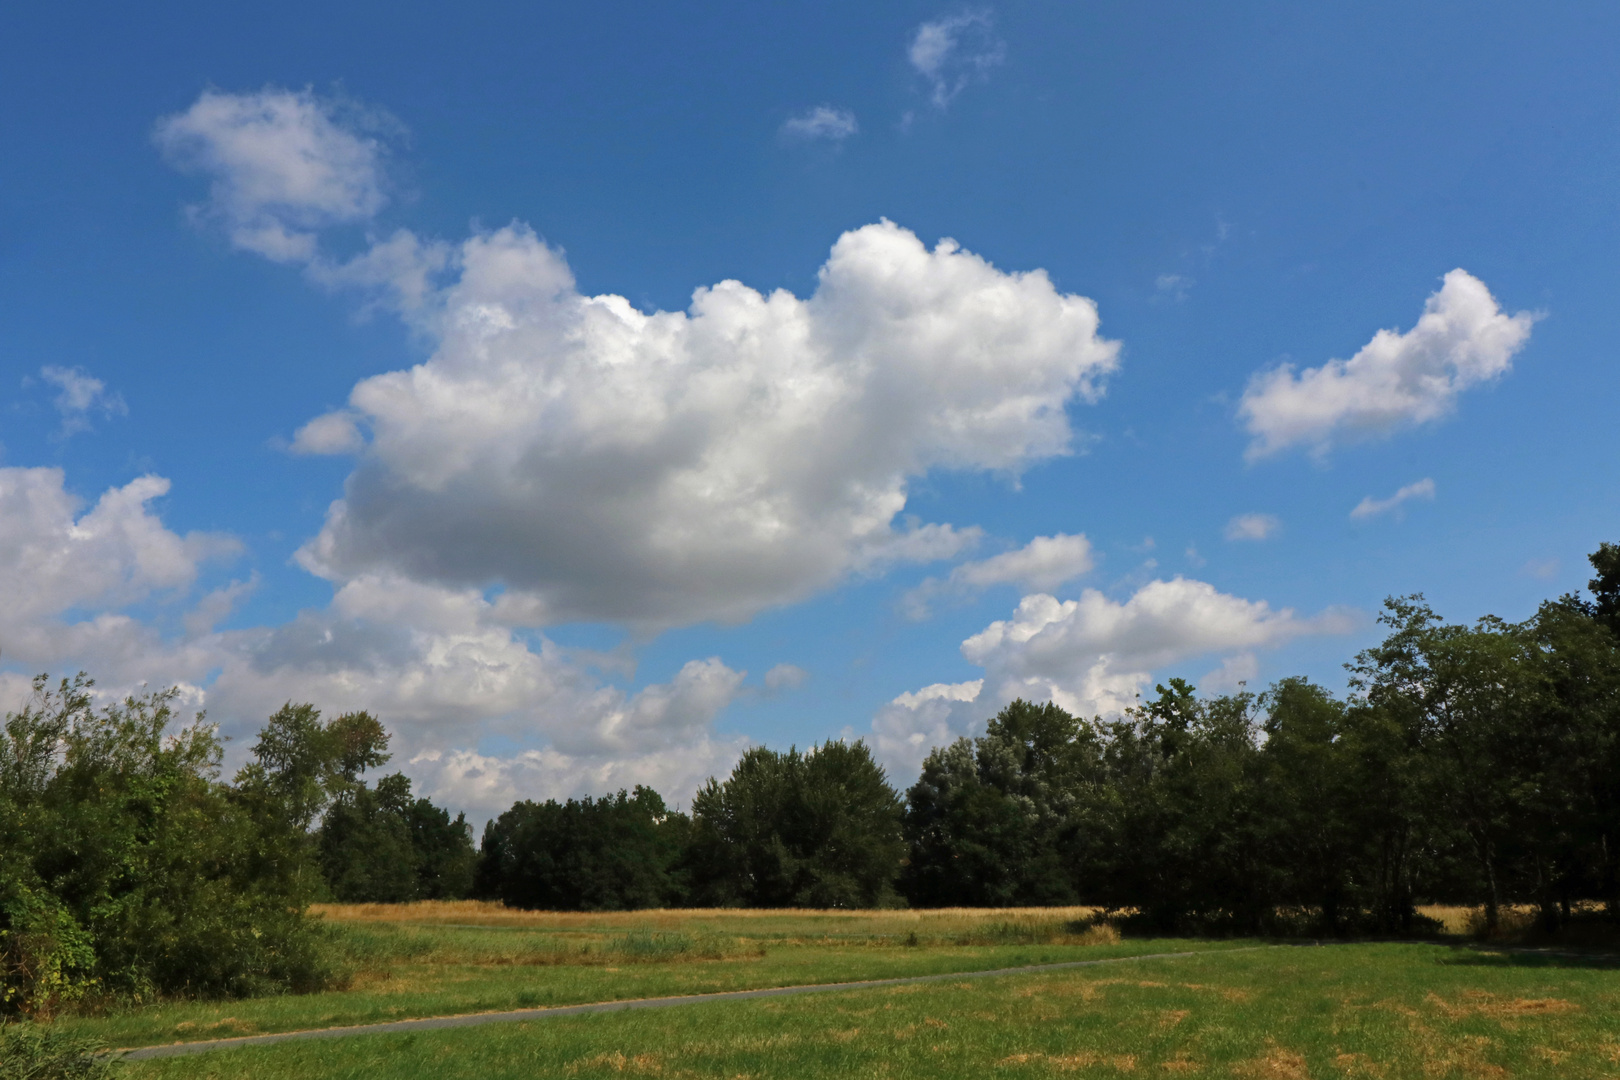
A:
[0, 675, 332, 1016]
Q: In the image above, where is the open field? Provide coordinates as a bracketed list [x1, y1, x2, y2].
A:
[113, 940, 1620, 1079]
[38, 904, 1620, 1077]
[55, 903, 1227, 1050]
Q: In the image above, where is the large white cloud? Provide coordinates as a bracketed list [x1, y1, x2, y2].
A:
[154, 88, 392, 262]
[869, 577, 1355, 777]
[1239, 269, 1534, 459]
[294, 219, 1119, 627]
[127, 87, 1135, 813]
[0, 465, 751, 821]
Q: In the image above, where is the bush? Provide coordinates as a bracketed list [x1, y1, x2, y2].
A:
[0, 676, 332, 1016]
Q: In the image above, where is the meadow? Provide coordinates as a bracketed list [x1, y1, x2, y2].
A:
[41, 903, 1620, 1078]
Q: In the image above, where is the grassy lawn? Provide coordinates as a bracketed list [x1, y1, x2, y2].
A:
[58, 903, 1237, 1050]
[115, 941, 1620, 1079]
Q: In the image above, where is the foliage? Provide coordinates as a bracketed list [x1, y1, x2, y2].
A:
[899, 543, 1620, 934]
[319, 774, 476, 903]
[475, 787, 688, 911]
[0, 679, 331, 1018]
[685, 740, 904, 908]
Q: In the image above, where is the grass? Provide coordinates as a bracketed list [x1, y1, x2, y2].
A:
[55, 904, 1215, 1051]
[116, 942, 1620, 1079]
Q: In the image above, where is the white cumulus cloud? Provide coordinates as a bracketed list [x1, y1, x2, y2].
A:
[0, 468, 237, 663]
[1224, 513, 1280, 541]
[290, 411, 366, 454]
[0, 463, 754, 821]
[908, 11, 1006, 108]
[293, 219, 1119, 628]
[869, 577, 1354, 777]
[155, 88, 393, 262]
[781, 106, 858, 142]
[1350, 478, 1435, 520]
[1239, 270, 1534, 460]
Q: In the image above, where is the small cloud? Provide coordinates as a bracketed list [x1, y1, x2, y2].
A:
[1184, 544, 1206, 568]
[763, 663, 809, 692]
[1155, 273, 1192, 301]
[290, 410, 365, 454]
[908, 10, 1006, 109]
[1224, 513, 1280, 542]
[781, 106, 858, 142]
[155, 87, 396, 263]
[40, 365, 127, 437]
[1201, 652, 1258, 693]
[1350, 478, 1435, 520]
[1238, 270, 1535, 461]
[901, 533, 1094, 620]
[1523, 557, 1560, 580]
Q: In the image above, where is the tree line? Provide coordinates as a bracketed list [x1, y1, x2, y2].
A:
[474, 543, 1620, 936]
[3, 543, 1617, 1015]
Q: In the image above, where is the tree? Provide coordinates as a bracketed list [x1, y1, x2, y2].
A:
[903, 700, 1099, 907]
[1, 676, 330, 1016]
[687, 740, 904, 908]
[477, 787, 686, 911]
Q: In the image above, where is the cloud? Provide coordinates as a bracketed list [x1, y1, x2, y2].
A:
[292, 219, 1118, 628]
[1523, 557, 1560, 580]
[1350, 477, 1435, 520]
[1224, 513, 1279, 541]
[154, 88, 393, 262]
[781, 106, 858, 142]
[0, 462, 756, 820]
[763, 663, 808, 692]
[1155, 274, 1191, 301]
[908, 11, 1006, 108]
[869, 679, 983, 773]
[1239, 270, 1535, 460]
[0, 468, 237, 661]
[869, 577, 1354, 777]
[39, 366, 126, 436]
[901, 533, 1093, 619]
[290, 411, 366, 454]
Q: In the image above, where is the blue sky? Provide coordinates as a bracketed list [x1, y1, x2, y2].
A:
[2, 1, 1617, 816]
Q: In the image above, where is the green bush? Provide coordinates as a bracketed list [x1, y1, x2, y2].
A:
[0, 676, 332, 1016]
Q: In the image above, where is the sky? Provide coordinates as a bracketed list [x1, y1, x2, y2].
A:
[3, 1, 1618, 820]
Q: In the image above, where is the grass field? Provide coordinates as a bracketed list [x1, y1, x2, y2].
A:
[43, 903, 1620, 1078]
[55, 903, 1224, 1050]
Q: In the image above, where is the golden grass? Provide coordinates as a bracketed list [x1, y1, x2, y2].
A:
[312, 900, 1106, 930]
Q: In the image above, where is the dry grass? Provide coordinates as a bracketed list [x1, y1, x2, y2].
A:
[314, 901, 1105, 930]
[312, 902, 1118, 949]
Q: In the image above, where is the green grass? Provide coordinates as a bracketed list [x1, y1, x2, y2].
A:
[53, 905, 1229, 1050]
[119, 943, 1620, 1079]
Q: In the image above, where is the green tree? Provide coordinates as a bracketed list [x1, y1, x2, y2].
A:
[688, 740, 904, 908]
[477, 787, 685, 910]
[1, 676, 329, 1016]
[903, 700, 1099, 906]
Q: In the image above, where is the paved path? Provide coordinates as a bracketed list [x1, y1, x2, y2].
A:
[118, 947, 1263, 1061]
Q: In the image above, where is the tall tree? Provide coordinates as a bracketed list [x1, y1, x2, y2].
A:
[477, 787, 686, 911]
[688, 740, 903, 908]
